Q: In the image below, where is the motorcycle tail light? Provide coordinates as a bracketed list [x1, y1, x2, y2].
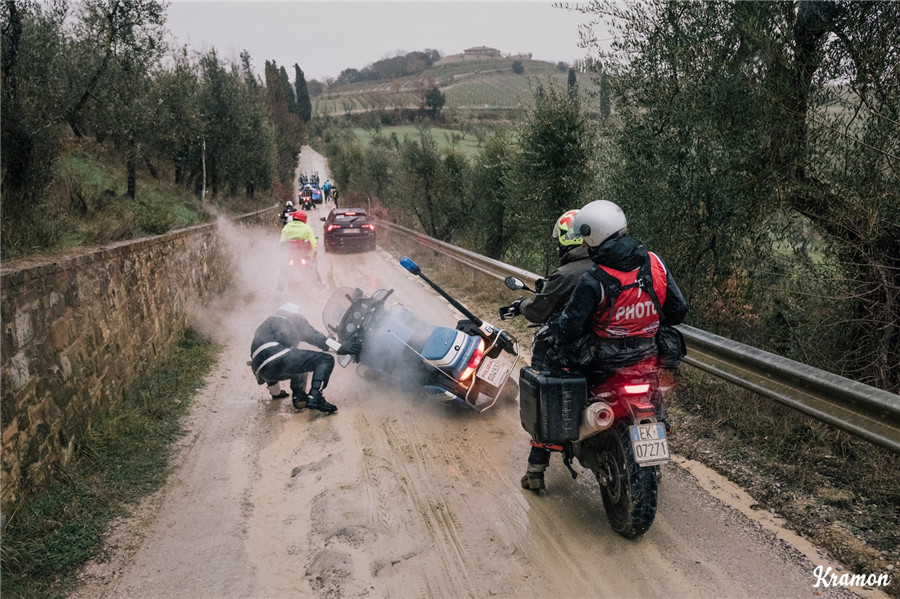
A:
[623, 383, 651, 394]
[460, 339, 486, 381]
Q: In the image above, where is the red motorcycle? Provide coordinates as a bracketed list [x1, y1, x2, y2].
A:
[502, 276, 671, 538]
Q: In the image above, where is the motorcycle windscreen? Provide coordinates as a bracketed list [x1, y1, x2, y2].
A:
[322, 287, 361, 336]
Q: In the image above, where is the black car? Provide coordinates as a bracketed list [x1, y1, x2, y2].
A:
[321, 208, 376, 252]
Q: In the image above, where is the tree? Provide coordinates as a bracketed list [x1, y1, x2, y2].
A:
[470, 130, 519, 260]
[598, 70, 610, 118]
[148, 47, 202, 186]
[512, 80, 597, 273]
[294, 64, 312, 123]
[581, 0, 900, 389]
[424, 87, 446, 118]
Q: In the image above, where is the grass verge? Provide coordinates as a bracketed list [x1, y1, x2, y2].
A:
[0, 329, 220, 599]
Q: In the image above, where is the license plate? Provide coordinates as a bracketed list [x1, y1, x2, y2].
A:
[476, 355, 510, 387]
[629, 423, 670, 466]
[343, 228, 360, 234]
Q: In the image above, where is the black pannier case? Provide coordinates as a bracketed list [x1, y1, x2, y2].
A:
[519, 367, 587, 444]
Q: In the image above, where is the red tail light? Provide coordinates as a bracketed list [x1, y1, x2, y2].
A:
[362, 223, 375, 230]
[326, 224, 341, 232]
[300, 259, 307, 266]
[344, 212, 357, 216]
[460, 339, 486, 381]
[623, 383, 650, 394]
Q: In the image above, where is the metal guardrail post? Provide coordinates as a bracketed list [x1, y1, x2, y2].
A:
[376, 218, 900, 453]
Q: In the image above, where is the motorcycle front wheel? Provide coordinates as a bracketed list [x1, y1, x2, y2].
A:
[595, 423, 659, 538]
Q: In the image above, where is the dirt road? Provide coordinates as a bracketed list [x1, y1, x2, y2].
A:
[71, 148, 882, 599]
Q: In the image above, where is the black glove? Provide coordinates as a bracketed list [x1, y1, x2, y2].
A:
[337, 337, 363, 356]
[499, 298, 523, 321]
[534, 278, 546, 293]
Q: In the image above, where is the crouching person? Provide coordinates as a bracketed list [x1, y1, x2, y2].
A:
[250, 303, 361, 413]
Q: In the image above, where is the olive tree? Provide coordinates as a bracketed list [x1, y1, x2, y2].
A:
[580, 0, 900, 389]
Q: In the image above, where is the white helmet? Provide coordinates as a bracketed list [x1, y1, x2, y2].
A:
[277, 303, 303, 316]
[569, 200, 627, 247]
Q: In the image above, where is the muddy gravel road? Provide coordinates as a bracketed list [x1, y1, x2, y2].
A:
[71, 148, 885, 599]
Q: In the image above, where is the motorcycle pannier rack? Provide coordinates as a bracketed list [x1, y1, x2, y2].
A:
[519, 367, 587, 444]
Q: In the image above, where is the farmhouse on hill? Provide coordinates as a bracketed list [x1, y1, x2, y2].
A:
[464, 46, 501, 58]
[438, 46, 527, 65]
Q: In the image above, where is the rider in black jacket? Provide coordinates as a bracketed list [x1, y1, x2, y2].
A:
[506, 210, 595, 491]
[250, 303, 361, 413]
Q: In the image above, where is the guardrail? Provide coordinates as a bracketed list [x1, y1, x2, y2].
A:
[376, 219, 900, 454]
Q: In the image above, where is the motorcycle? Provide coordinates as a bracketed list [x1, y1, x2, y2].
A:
[299, 190, 315, 211]
[321, 257, 520, 411]
[501, 275, 671, 538]
[277, 238, 321, 291]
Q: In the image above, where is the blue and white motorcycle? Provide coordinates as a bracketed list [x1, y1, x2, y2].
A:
[322, 257, 520, 411]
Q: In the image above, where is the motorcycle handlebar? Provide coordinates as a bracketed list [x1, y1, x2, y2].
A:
[498, 305, 517, 321]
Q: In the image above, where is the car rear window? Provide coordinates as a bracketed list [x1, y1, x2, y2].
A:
[334, 212, 368, 224]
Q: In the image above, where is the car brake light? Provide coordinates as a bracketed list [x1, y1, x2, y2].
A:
[326, 224, 341, 232]
[623, 383, 651, 394]
[289, 259, 294, 266]
[344, 212, 357, 216]
[300, 259, 307, 266]
[362, 224, 375, 230]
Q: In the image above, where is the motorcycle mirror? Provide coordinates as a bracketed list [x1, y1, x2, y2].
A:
[505, 276, 526, 291]
[320, 217, 326, 221]
[400, 256, 420, 275]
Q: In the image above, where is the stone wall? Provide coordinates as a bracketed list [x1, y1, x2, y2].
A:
[0, 210, 272, 516]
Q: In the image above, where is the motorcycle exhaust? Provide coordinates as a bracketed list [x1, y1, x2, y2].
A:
[577, 401, 615, 441]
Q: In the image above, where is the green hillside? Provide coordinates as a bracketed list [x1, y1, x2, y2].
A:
[313, 57, 601, 117]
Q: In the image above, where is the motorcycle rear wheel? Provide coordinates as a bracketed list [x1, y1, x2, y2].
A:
[596, 423, 658, 538]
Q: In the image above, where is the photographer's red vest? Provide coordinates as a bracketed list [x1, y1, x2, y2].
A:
[590, 252, 668, 339]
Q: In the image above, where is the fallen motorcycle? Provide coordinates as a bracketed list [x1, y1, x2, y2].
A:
[501, 275, 671, 538]
[321, 257, 520, 411]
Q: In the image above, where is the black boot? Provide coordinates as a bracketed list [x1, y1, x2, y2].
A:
[292, 395, 307, 410]
[306, 389, 337, 413]
[521, 471, 545, 491]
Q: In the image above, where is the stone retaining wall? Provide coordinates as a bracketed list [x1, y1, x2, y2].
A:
[0, 210, 272, 516]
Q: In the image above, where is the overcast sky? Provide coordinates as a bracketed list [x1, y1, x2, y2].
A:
[165, 2, 603, 82]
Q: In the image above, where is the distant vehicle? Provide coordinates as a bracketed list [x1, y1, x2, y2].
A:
[299, 187, 314, 210]
[321, 208, 376, 253]
[310, 185, 324, 205]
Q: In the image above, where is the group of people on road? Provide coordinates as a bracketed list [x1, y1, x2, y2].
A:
[251, 195, 688, 471]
